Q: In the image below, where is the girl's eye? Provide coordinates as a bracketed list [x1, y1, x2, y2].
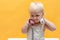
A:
[31, 15, 34, 17]
[36, 15, 39, 17]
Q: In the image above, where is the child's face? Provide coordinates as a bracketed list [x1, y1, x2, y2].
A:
[29, 11, 43, 23]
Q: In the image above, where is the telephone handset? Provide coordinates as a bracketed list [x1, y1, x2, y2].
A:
[29, 18, 44, 25]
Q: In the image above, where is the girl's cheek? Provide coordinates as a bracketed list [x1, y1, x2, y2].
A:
[38, 17, 40, 20]
[36, 18, 40, 21]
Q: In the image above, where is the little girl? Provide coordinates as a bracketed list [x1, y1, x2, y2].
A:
[21, 2, 56, 40]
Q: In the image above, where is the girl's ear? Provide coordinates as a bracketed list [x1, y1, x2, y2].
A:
[42, 10, 44, 16]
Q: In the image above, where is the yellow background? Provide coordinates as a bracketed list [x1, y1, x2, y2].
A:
[0, 0, 60, 40]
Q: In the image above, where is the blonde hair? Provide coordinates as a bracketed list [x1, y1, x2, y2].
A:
[29, 2, 44, 12]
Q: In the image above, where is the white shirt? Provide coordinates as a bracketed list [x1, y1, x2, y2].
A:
[27, 18, 45, 40]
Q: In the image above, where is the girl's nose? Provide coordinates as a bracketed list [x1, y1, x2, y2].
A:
[34, 17, 36, 20]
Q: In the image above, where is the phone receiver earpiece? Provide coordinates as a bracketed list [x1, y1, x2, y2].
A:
[40, 18, 44, 24]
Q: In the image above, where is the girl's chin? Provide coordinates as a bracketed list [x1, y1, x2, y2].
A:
[35, 21, 40, 23]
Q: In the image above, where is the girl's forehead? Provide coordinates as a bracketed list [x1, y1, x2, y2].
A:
[30, 10, 42, 14]
[30, 12, 41, 15]
[29, 8, 43, 13]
